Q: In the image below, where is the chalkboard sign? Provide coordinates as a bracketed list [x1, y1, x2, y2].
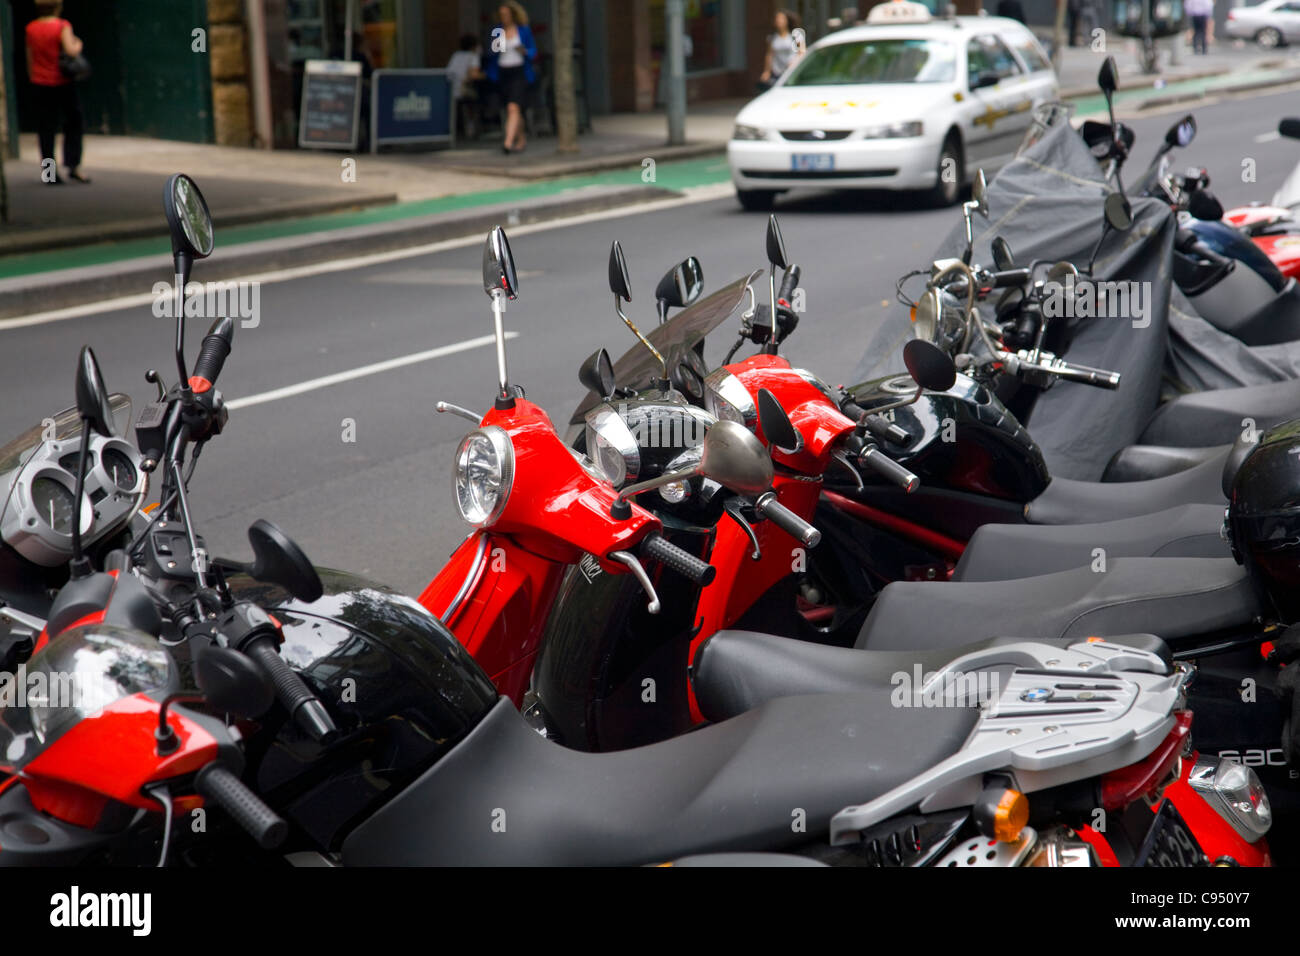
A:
[299, 59, 362, 150]
[370, 69, 454, 152]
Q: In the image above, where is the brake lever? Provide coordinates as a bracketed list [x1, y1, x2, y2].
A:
[608, 551, 661, 614]
[0, 604, 46, 632]
[830, 450, 865, 493]
[437, 401, 483, 424]
[724, 498, 762, 561]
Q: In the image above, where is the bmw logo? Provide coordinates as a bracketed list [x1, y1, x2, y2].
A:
[1020, 687, 1054, 702]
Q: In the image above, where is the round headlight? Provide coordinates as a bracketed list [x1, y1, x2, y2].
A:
[453, 427, 514, 526]
[583, 405, 640, 487]
[703, 368, 758, 430]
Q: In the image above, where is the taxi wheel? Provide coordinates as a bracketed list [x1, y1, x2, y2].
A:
[736, 188, 778, 211]
[927, 135, 963, 208]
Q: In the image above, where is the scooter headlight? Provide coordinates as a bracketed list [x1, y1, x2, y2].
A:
[1188, 756, 1272, 843]
[583, 405, 639, 487]
[703, 369, 758, 430]
[453, 427, 514, 527]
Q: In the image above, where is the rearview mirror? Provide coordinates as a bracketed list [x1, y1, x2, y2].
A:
[1104, 191, 1134, 232]
[244, 519, 324, 602]
[903, 339, 957, 393]
[608, 241, 633, 301]
[482, 226, 519, 300]
[1098, 56, 1118, 96]
[1166, 114, 1196, 149]
[971, 170, 989, 218]
[991, 236, 1015, 271]
[75, 346, 115, 438]
[194, 645, 275, 719]
[578, 348, 616, 400]
[699, 420, 775, 496]
[756, 389, 802, 454]
[1280, 118, 1300, 140]
[1187, 189, 1224, 222]
[765, 215, 788, 271]
[163, 173, 214, 264]
[1046, 261, 1079, 283]
[655, 256, 704, 317]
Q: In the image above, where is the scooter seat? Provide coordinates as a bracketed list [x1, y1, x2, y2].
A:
[689, 629, 1172, 722]
[340, 692, 977, 866]
[857, 557, 1259, 653]
[1025, 447, 1229, 524]
[1102, 444, 1228, 482]
[953, 503, 1229, 582]
[1141, 379, 1300, 448]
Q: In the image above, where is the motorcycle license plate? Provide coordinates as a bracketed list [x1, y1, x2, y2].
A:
[791, 153, 834, 172]
[1136, 800, 1206, 867]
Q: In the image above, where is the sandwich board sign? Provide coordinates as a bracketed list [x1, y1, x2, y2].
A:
[299, 59, 362, 150]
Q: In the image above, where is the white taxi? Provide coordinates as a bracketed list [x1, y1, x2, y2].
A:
[727, 2, 1058, 210]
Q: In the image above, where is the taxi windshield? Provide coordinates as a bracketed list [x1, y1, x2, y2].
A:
[782, 38, 956, 86]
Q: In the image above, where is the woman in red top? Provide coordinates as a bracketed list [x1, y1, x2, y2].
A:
[25, 0, 89, 184]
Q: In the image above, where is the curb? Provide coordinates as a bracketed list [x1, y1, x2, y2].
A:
[0, 191, 400, 258]
[434, 141, 727, 181]
[0, 183, 681, 321]
[1135, 68, 1300, 109]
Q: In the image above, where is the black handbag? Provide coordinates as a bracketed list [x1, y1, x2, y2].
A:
[58, 52, 91, 82]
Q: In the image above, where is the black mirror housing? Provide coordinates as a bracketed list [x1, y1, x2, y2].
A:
[608, 241, 633, 301]
[903, 339, 957, 393]
[578, 348, 616, 400]
[75, 346, 115, 438]
[247, 519, 323, 603]
[765, 215, 788, 270]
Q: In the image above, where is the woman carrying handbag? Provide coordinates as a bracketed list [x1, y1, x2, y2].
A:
[25, 0, 91, 184]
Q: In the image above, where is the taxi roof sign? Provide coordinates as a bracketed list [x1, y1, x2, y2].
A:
[866, 0, 933, 23]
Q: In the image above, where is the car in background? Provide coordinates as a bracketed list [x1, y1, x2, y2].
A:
[726, 1, 1059, 210]
[1224, 0, 1300, 48]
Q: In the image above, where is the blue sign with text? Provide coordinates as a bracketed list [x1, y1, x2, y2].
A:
[371, 69, 454, 151]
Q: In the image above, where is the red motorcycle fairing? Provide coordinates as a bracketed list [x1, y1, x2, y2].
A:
[21, 693, 217, 829]
[1223, 204, 1300, 281]
[1225, 204, 1294, 233]
[1253, 234, 1300, 281]
[419, 398, 658, 705]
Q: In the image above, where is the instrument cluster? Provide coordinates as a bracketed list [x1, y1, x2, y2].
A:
[0, 434, 148, 567]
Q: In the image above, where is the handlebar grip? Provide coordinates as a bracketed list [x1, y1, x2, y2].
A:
[863, 414, 911, 446]
[244, 638, 339, 743]
[778, 264, 801, 304]
[992, 268, 1031, 289]
[754, 492, 821, 548]
[1055, 363, 1122, 390]
[639, 533, 716, 586]
[195, 764, 287, 849]
[190, 316, 235, 393]
[859, 446, 920, 493]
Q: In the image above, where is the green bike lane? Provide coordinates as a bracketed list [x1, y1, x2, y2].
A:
[4, 66, 1296, 284]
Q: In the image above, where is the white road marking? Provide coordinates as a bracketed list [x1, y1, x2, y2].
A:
[225, 332, 517, 411]
[1256, 131, 1281, 143]
[2, 184, 736, 330]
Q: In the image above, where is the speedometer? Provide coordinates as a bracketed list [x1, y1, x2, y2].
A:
[31, 477, 76, 534]
[101, 448, 138, 491]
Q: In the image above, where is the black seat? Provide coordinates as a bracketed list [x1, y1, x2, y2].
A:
[1141, 379, 1300, 448]
[953, 503, 1229, 582]
[340, 692, 976, 866]
[1025, 446, 1229, 524]
[1102, 444, 1228, 482]
[857, 557, 1260, 653]
[690, 628, 1171, 722]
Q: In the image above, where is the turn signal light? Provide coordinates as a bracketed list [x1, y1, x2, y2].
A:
[974, 784, 1029, 843]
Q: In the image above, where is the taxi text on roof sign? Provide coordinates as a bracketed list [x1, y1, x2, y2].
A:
[867, 0, 933, 24]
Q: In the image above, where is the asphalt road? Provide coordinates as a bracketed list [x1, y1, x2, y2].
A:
[4, 86, 1298, 596]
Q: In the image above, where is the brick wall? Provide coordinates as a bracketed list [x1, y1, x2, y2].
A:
[208, 0, 252, 146]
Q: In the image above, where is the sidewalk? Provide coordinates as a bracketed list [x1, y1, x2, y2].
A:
[0, 38, 1296, 302]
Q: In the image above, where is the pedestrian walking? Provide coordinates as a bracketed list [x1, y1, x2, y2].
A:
[758, 9, 802, 92]
[1186, 0, 1213, 53]
[485, 2, 537, 155]
[25, 0, 89, 184]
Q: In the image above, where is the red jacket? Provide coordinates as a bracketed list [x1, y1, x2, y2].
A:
[26, 17, 69, 87]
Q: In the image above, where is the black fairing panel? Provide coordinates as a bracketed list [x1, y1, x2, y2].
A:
[224, 568, 498, 851]
[534, 530, 710, 751]
[340, 693, 976, 866]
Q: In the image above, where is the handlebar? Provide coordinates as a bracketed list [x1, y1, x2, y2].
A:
[859, 446, 920, 493]
[1049, 360, 1122, 389]
[242, 638, 340, 743]
[638, 533, 716, 586]
[189, 316, 234, 393]
[754, 491, 821, 548]
[778, 264, 801, 305]
[195, 763, 288, 849]
[863, 414, 911, 446]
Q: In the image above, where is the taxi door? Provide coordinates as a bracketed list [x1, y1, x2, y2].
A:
[962, 33, 1036, 169]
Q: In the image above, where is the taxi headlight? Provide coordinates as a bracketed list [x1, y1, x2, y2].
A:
[1189, 756, 1272, 843]
[453, 427, 514, 527]
[862, 121, 924, 139]
[703, 369, 758, 430]
[733, 124, 767, 141]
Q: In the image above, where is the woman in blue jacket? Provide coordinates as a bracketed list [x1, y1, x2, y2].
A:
[485, 2, 537, 154]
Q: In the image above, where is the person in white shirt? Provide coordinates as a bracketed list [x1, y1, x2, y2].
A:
[760, 9, 803, 91]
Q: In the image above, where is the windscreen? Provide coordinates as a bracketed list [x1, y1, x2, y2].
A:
[782, 39, 956, 86]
